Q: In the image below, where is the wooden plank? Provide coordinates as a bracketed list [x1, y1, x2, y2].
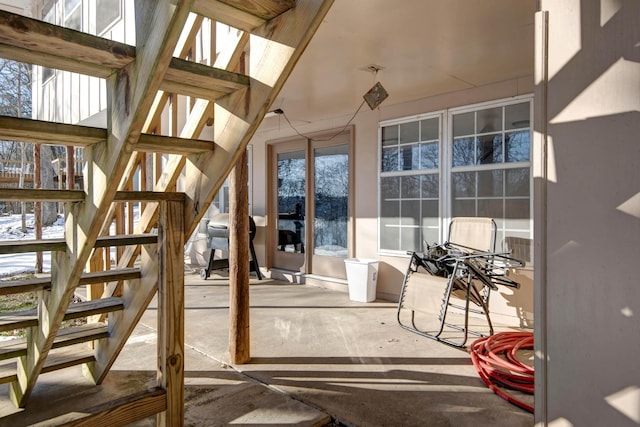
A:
[136, 134, 215, 155]
[0, 269, 139, 296]
[78, 268, 141, 285]
[51, 324, 109, 349]
[0, 338, 27, 360]
[0, 188, 85, 202]
[0, 239, 66, 255]
[0, 235, 155, 255]
[0, 11, 135, 78]
[47, 387, 166, 427]
[161, 58, 249, 100]
[41, 348, 96, 374]
[0, 116, 104, 146]
[94, 234, 157, 248]
[0, 276, 50, 296]
[0, 116, 215, 155]
[63, 297, 124, 321]
[157, 200, 185, 426]
[0, 311, 37, 333]
[192, 0, 266, 31]
[193, 0, 297, 31]
[229, 150, 251, 364]
[113, 191, 185, 202]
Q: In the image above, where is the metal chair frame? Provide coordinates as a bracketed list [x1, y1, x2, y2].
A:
[397, 218, 522, 348]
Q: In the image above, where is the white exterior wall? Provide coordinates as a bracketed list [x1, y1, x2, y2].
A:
[252, 75, 534, 326]
[535, 2, 640, 425]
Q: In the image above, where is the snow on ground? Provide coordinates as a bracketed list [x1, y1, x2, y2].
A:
[0, 213, 65, 277]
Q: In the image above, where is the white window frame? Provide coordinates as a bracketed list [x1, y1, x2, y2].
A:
[378, 95, 533, 256]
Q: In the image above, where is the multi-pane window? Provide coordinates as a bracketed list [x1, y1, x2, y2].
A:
[450, 101, 531, 248]
[379, 116, 441, 252]
[379, 97, 532, 254]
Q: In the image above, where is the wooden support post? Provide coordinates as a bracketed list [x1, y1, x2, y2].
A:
[66, 146, 75, 190]
[229, 149, 250, 364]
[157, 199, 184, 426]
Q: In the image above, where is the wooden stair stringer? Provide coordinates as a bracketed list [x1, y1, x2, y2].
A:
[8, 1, 196, 408]
[183, 0, 336, 236]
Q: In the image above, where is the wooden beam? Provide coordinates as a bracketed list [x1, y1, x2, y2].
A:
[0, 116, 104, 146]
[161, 57, 249, 100]
[0, 188, 85, 202]
[45, 387, 166, 427]
[137, 134, 216, 154]
[229, 150, 250, 364]
[192, 0, 295, 32]
[0, 11, 249, 98]
[0, 10, 134, 78]
[156, 199, 185, 426]
[0, 116, 215, 154]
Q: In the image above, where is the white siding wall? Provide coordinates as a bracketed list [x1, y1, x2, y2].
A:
[535, 2, 640, 425]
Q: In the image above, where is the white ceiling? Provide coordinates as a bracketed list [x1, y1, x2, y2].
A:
[265, 0, 536, 124]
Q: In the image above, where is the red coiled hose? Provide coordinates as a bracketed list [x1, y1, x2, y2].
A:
[470, 331, 534, 413]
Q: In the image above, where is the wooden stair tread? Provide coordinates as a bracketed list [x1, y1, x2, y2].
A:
[63, 297, 125, 321]
[0, 116, 218, 155]
[0, 234, 157, 255]
[0, 268, 140, 297]
[0, 297, 124, 332]
[0, 323, 109, 361]
[0, 345, 96, 384]
[0, 276, 51, 296]
[0, 11, 251, 96]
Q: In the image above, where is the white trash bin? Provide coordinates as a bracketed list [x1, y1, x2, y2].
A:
[344, 258, 379, 302]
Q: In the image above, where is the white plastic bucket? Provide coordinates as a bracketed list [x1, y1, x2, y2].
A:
[344, 258, 379, 302]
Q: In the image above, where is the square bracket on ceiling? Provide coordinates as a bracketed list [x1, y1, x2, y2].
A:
[363, 81, 389, 110]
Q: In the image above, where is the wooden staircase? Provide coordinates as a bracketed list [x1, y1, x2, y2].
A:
[0, 0, 334, 424]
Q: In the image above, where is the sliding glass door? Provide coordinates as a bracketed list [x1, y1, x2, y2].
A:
[269, 130, 353, 278]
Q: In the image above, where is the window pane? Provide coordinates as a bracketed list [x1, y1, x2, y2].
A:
[421, 118, 439, 141]
[314, 145, 348, 258]
[478, 199, 503, 219]
[380, 176, 399, 199]
[421, 174, 439, 198]
[453, 111, 474, 137]
[66, 7, 82, 30]
[506, 199, 530, 220]
[505, 102, 530, 130]
[421, 200, 439, 224]
[399, 121, 419, 144]
[381, 147, 398, 172]
[477, 134, 503, 164]
[452, 172, 476, 198]
[97, 0, 122, 34]
[399, 145, 418, 171]
[401, 175, 421, 198]
[277, 151, 305, 253]
[65, 0, 80, 15]
[381, 199, 400, 219]
[401, 227, 421, 252]
[506, 131, 530, 162]
[382, 125, 398, 146]
[478, 170, 503, 197]
[380, 225, 400, 251]
[400, 200, 420, 226]
[477, 107, 502, 133]
[452, 137, 475, 166]
[419, 142, 438, 169]
[506, 168, 530, 196]
[452, 200, 475, 217]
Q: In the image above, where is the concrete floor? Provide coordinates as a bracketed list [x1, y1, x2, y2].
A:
[0, 272, 534, 426]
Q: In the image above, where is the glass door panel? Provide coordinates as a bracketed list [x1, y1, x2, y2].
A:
[272, 147, 306, 271]
[313, 145, 349, 257]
